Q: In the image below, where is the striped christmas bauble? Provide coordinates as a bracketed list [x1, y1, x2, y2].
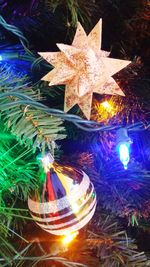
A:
[28, 162, 96, 235]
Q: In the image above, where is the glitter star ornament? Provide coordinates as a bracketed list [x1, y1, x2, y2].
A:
[39, 19, 131, 119]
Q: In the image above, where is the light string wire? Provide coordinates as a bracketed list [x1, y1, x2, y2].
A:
[0, 92, 149, 132]
[0, 16, 50, 71]
[0, 16, 149, 132]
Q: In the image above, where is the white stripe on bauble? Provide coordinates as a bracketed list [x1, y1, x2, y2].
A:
[30, 183, 95, 223]
[28, 171, 90, 214]
[40, 202, 97, 235]
[36, 195, 96, 230]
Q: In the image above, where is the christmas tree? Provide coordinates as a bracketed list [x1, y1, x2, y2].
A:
[0, 1, 150, 266]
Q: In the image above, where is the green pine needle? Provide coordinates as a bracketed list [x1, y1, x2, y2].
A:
[0, 67, 66, 152]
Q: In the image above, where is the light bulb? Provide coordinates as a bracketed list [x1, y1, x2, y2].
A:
[62, 231, 78, 245]
[101, 101, 113, 112]
[119, 143, 130, 170]
[116, 128, 132, 169]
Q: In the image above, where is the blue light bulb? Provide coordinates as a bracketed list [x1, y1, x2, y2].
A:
[119, 143, 130, 170]
[116, 128, 132, 170]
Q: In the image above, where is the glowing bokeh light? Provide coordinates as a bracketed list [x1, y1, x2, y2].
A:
[101, 101, 113, 112]
[91, 97, 122, 123]
[119, 143, 130, 170]
[42, 154, 52, 165]
[0, 55, 2, 61]
[40, 153, 54, 172]
[62, 231, 78, 245]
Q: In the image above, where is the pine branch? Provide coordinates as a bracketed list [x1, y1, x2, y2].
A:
[0, 67, 66, 151]
[44, 0, 96, 27]
[70, 214, 149, 267]
[0, 123, 38, 204]
[4, 213, 147, 267]
[0, 124, 36, 265]
[0, 206, 33, 266]
[0, 231, 88, 267]
[61, 145, 150, 224]
[34, 80, 65, 101]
